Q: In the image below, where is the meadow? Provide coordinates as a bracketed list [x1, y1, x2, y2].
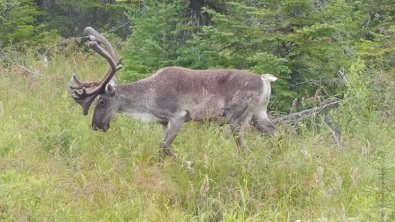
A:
[1, 49, 395, 221]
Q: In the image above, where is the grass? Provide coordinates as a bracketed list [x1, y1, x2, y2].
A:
[1, 50, 395, 221]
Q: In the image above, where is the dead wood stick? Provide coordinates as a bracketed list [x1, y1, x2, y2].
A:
[272, 100, 341, 125]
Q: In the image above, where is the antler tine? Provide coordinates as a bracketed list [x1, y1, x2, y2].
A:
[71, 88, 98, 116]
[84, 27, 116, 60]
[70, 74, 100, 90]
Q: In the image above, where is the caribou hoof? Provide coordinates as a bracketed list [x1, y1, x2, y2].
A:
[184, 160, 194, 173]
[164, 148, 176, 158]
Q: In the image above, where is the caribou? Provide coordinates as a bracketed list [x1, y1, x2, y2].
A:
[70, 27, 277, 161]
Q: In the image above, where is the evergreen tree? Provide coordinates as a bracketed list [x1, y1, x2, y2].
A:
[0, 0, 50, 48]
[38, 0, 127, 37]
[122, 0, 190, 81]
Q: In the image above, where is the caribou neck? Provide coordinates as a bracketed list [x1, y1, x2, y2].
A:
[114, 82, 159, 122]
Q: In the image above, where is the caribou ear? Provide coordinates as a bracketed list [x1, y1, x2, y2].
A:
[106, 84, 116, 97]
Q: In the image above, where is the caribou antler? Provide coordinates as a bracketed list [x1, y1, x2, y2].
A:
[69, 74, 100, 89]
[71, 27, 122, 116]
[70, 58, 122, 90]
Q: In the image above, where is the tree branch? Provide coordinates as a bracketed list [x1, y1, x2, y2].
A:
[272, 100, 341, 125]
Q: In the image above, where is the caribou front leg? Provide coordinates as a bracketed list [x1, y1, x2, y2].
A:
[160, 124, 177, 159]
[159, 111, 187, 162]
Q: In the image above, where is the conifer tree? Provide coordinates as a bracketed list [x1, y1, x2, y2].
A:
[0, 0, 48, 47]
[122, 0, 190, 81]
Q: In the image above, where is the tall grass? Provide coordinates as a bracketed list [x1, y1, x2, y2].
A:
[1, 50, 394, 221]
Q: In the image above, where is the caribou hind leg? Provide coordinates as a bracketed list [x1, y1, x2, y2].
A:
[226, 107, 254, 148]
[252, 111, 276, 136]
[229, 123, 248, 148]
[159, 111, 188, 162]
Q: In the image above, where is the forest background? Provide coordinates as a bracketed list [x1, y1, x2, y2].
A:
[1, 0, 395, 221]
[4, 0, 395, 111]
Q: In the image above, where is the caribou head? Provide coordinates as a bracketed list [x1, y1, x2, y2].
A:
[70, 27, 277, 161]
[70, 27, 122, 131]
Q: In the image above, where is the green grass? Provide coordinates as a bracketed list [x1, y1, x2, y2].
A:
[1, 51, 395, 221]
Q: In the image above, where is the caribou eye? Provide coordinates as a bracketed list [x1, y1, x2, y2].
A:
[98, 99, 106, 106]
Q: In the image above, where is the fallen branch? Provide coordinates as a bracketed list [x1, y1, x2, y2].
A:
[322, 116, 342, 148]
[272, 99, 341, 125]
[271, 99, 343, 147]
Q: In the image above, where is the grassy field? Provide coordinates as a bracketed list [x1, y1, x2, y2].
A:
[1, 50, 395, 221]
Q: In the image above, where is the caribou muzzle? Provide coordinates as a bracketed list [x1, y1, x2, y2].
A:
[92, 123, 109, 132]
